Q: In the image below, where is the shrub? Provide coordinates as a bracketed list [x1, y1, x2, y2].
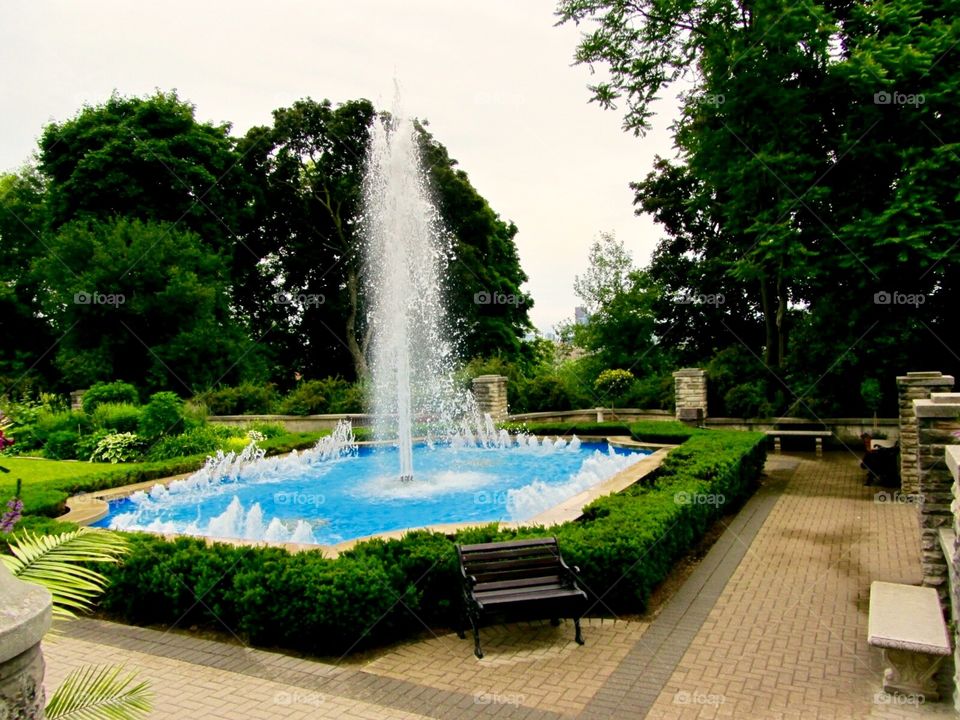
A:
[90, 432, 143, 463]
[82, 381, 139, 413]
[92, 402, 143, 433]
[138, 392, 184, 441]
[500, 421, 633, 437]
[521, 375, 575, 412]
[723, 382, 773, 419]
[594, 369, 635, 402]
[145, 427, 221, 461]
[89, 428, 764, 656]
[628, 421, 696, 444]
[195, 383, 280, 415]
[44, 430, 80, 460]
[278, 378, 364, 415]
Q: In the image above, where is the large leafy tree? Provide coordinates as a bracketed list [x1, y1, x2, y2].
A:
[35, 218, 262, 392]
[558, 0, 960, 413]
[0, 166, 56, 390]
[239, 98, 533, 382]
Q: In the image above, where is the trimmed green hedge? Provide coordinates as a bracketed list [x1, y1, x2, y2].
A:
[498, 420, 695, 445]
[91, 428, 765, 656]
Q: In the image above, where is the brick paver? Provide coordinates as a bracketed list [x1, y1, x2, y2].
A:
[41, 452, 958, 718]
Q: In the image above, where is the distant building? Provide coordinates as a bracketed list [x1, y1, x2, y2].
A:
[574, 306, 589, 325]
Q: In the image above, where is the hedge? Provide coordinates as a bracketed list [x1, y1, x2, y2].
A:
[90, 428, 765, 656]
[498, 420, 695, 445]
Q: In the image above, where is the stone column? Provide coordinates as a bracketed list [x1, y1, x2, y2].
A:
[0, 563, 52, 719]
[898, 372, 955, 494]
[673, 368, 707, 423]
[471, 375, 508, 421]
[69, 390, 86, 412]
[947, 443, 960, 712]
[914, 393, 960, 605]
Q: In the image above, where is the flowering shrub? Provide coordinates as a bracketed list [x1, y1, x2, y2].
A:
[90, 432, 143, 463]
[1, 479, 23, 534]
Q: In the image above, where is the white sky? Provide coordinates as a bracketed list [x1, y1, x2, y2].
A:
[0, 0, 678, 332]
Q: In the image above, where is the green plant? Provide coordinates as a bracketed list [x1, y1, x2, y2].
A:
[194, 382, 280, 415]
[46, 665, 151, 720]
[723, 382, 774, 419]
[92, 402, 143, 433]
[43, 430, 80, 460]
[138, 392, 184, 440]
[144, 426, 220, 461]
[90, 433, 143, 463]
[82, 381, 139, 414]
[594, 369, 635, 403]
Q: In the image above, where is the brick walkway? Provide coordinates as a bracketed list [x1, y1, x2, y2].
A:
[43, 453, 957, 718]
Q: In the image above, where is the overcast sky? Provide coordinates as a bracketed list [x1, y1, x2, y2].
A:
[0, 0, 678, 332]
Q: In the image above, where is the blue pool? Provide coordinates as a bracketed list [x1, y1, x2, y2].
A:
[94, 439, 649, 546]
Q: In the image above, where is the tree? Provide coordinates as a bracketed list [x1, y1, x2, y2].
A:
[34, 218, 263, 392]
[573, 232, 633, 313]
[0, 166, 56, 390]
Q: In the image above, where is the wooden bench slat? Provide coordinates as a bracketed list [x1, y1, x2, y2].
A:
[465, 556, 560, 574]
[461, 547, 558, 564]
[477, 587, 586, 607]
[458, 538, 557, 553]
[475, 582, 569, 599]
[474, 575, 564, 592]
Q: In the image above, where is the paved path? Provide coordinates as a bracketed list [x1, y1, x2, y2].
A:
[43, 453, 957, 718]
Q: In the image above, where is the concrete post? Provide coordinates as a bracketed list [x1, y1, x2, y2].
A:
[0, 563, 52, 719]
[673, 368, 707, 423]
[471, 375, 508, 422]
[898, 372, 955, 494]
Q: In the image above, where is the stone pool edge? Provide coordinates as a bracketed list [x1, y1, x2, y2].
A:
[59, 439, 671, 559]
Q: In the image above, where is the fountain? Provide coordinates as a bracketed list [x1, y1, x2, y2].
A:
[363, 113, 456, 482]
[93, 105, 655, 546]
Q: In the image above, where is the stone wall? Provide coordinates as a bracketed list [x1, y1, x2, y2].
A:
[946, 444, 960, 712]
[914, 393, 960, 604]
[471, 375, 508, 421]
[673, 368, 707, 422]
[898, 372, 955, 494]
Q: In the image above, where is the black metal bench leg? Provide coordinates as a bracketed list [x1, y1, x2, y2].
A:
[472, 620, 484, 659]
[574, 617, 584, 645]
[456, 614, 465, 640]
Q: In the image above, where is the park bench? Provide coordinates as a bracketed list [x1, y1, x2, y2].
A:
[868, 581, 951, 699]
[764, 429, 832, 456]
[456, 537, 587, 659]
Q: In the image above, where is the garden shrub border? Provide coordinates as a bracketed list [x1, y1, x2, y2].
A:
[90, 427, 765, 657]
[499, 420, 696, 445]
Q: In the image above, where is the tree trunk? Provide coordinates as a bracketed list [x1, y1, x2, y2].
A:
[345, 269, 368, 379]
[775, 268, 787, 370]
[760, 276, 780, 368]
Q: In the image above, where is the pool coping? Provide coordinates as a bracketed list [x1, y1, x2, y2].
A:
[60, 437, 671, 558]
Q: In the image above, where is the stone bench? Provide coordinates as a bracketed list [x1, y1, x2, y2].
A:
[868, 581, 951, 699]
[763, 430, 831, 457]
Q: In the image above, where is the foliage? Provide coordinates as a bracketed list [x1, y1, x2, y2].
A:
[500, 421, 634, 436]
[44, 431, 81, 460]
[594, 369, 635, 404]
[144, 426, 222, 462]
[82, 382, 139, 414]
[574, 232, 633, 313]
[1, 479, 23, 534]
[628, 421, 696, 444]
[137, 392, 184, 441]
[45, 665, 151, 720]
[92, 403, 142, 433]
[89, 433, 144, 464]
[194, 383, 280, 415]
[90, 428, 763, 655]
[278, 378, 365, 415]
[1, 527, 128, 620]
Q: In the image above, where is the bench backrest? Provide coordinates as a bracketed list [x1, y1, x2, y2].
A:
[457, 537, 563, 586]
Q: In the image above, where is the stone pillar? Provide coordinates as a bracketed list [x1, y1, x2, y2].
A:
[69, 390, 86, 412]
[947, 443, 960, 712]
[898, 372, 955, 494]
[915, 393, 960, 606]
[471, 375, 508, 421]
[0, 563, 52, 719]
[673, 368, 707, 422]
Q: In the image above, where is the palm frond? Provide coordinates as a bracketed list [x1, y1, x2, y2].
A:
[1, 528, 128, 620]
[46, 665, 152, 720]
